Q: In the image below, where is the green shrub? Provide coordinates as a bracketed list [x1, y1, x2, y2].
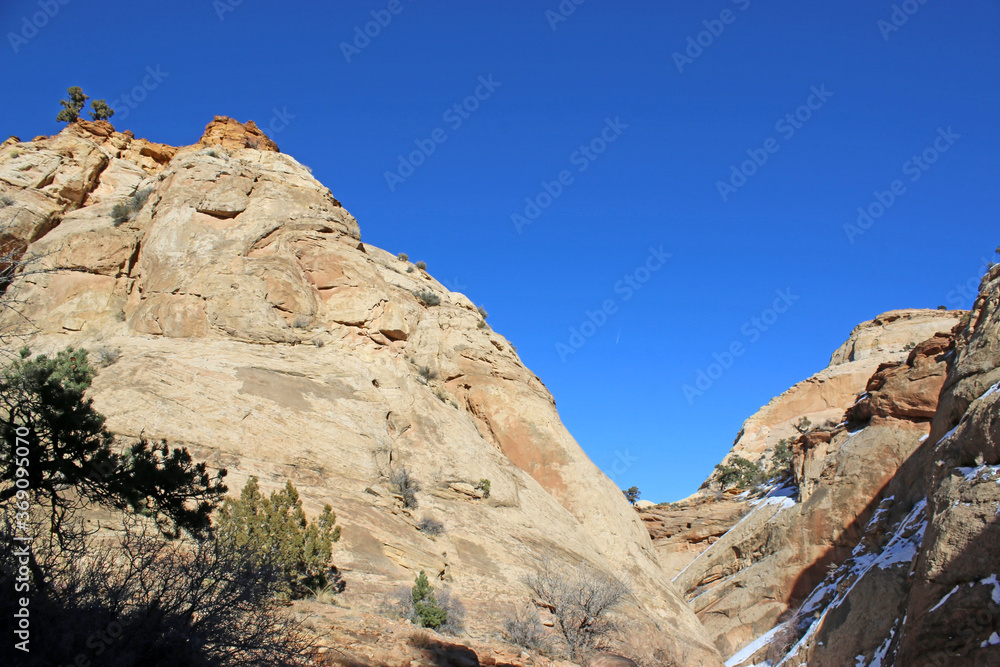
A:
[476, 478, 491, 498]
[0, 195, 13, 208]
[477, 305, 489, 319]
[415, 261, 427, 271]
[111, 203, 131, 226]
[397, 252, 409, 262]
[411, 571, 448, 629]
[56, 86, 89, 123]
[714, 456, 764, 490]
[622, 486, 640, 505]
[216, 477, 341, 599]
[89, 99, 115, 121]
[111, 187, 153, 227]
[415, 290, 441, 307]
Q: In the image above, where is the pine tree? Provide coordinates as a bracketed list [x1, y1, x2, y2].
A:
[411, 570, 448, 629]
[216, 476, 341, 598]
[0, 348, 228, 586]
[89, 99, 115, 121]
[56, 86, 89, 123]
[623, 486, 640, 505]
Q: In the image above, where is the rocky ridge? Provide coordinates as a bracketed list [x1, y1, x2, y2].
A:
[642, 283, 998, 665]
[0, 118, 720, 665]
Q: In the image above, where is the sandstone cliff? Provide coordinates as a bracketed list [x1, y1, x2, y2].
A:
[642, 277, 998, 664]
[0, 118, 721, 665]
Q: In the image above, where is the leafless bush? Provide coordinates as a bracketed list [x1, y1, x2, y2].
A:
[524, 559, 630, 660]
[418, 516, 445, 535]
[435, 588, 466, 635]
[0, 513, 312, 666]
[765, 611, 803, 665]
[503, 604, 550, 652]
[388, 466, 420, 508]
[95, 346, 121, 367]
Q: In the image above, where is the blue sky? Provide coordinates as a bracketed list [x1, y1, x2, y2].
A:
[2, 0, 998, 502]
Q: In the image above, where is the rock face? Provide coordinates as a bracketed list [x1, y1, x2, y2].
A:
[646, 273, 998, 665]
[637, 310, 958, 642]
[767, 270, 1000, 667]
[716, 309, 960, 469]
[0, 119, 721, 665]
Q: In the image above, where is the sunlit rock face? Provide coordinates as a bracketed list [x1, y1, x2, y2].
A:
[0, 118, 723, 665]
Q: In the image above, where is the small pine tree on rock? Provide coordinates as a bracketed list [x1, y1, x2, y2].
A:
[89, 99, 115, 121]
[623, 486, 640, 505]
[411, 570, 448, 629]
[216, 476, 341, 598]
[56, 87, 89, 124]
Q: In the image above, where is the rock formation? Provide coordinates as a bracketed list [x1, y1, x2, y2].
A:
[0, 118, 721, 665]
[642, 282, 998, 664]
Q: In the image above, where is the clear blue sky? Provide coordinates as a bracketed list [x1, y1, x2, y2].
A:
[3, 0, 998, 502]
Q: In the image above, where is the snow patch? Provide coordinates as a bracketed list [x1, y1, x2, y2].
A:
[929, 585, 958, 612]
[979, 381, 1000, 400]
[869, 630, 894, 667]
[781, 501, 927, 665]
[958, 464, 1000, 483]
[980, 574, 1000, 604]
[725, 623, 783, 666]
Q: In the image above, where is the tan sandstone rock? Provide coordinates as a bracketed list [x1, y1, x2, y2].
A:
[0, 119, 721, 665]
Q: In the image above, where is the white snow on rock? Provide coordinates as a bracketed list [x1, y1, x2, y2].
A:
[929, 585, 959, 612]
